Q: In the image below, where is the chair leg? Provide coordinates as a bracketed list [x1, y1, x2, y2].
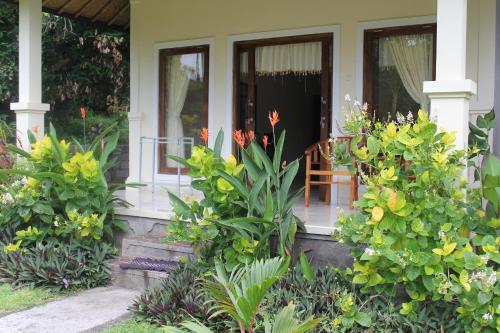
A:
[305, 177, 310, 207]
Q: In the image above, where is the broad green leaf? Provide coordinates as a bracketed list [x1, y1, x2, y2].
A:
[213, 129, 224, 157]
[299, 251, 314, 282]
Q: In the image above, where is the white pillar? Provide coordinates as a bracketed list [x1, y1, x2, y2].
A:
[10, 0, 50, 151]
[423, 0, 476, 152]
[127, 112, 143, 183]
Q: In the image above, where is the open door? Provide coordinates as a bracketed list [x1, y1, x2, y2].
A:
[234, 34, 333, 197]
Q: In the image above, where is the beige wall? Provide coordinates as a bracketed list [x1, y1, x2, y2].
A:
[129, 0, 496, 182]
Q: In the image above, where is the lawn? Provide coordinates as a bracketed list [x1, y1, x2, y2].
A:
[101, 319, 163, 333]
[0, 284, 63, 314]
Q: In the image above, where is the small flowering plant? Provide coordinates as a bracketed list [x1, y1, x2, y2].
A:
[334, 98, 499, 332]
[0, 123, 129, 250]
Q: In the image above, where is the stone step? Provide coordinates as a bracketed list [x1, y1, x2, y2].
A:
[119, 215, 170, 238]
[120, 235, 196, 261]
[109, 257, 170, 291]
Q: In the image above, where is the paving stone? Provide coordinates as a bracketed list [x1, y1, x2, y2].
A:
[0, 287, 138, 333]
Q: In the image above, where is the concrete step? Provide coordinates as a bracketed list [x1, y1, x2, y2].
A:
[120, 235, 196, 261]
[109, 257, 170, 291]
[118, 215, 170, 238]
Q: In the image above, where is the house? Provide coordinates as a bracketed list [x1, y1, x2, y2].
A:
[6, 0, 499, 274]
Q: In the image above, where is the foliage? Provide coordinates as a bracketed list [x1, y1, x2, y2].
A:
[0, 239, 114, 291]
[0, 123, 129, 248]
[468, 109, 500, 220]
[130, 263, 228, 330]
[0, 283, 63, 313]
[167, 119, 303, 269]
[0, 2, 129, 142]
[264, 266, 461, 333]
[164, 257, 321, 333]
[332, 101, 499, 332]
[0, 114, 14, 143]
[101, 319, 164, 333]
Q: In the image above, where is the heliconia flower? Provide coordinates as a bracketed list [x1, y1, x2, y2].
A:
[233, 129, 245, 148]
[31, 126, 40, 134]
[80, 107, 86, 120]
[268, 110, 280, 128]
[200, 128, 209, 145]
[247, 130, 255, 142]
[263, 135, 269, 149]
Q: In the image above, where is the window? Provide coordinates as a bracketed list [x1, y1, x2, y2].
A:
[363, 24, 436, 122]
[158, 45, 209, 174]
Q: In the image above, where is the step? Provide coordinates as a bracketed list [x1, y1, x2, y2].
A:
[120, 235, 196, 261]
[118, 215, 170, 238]
[109, 257, 170, 291]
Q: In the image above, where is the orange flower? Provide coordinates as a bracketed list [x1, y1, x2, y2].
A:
[80, 107, 86, 120]
[200, 128, 209, 145]
[263, 135, 269, 149]
[268, 110, 279, 128]
[31, 126, 40, 135]
[233, 129, 245, 148]
[247, 130, 255, 142]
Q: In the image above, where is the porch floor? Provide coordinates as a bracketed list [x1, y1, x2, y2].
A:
[115, 185, 361, 235]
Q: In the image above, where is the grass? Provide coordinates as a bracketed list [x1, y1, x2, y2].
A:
[0, 284, 63, 313]
[101, 319, 163, 333]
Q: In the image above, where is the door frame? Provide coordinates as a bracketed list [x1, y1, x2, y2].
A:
[226, 25, 341, 156]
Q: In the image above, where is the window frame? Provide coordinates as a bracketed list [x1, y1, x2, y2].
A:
[362, 23, 437, 119]
[158, 44, 209, 174]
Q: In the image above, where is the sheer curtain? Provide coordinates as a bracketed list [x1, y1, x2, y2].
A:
[386, 34, 433, 111]
[165, 55, 190, 166]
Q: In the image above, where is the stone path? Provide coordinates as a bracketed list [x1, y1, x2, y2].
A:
[0, 287, 138, 333]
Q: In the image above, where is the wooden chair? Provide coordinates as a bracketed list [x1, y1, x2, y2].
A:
[304, 136, 358, 209]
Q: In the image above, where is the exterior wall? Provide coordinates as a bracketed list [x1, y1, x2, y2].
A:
[130, 0, 496, 182]
[495, 0, 500, 155]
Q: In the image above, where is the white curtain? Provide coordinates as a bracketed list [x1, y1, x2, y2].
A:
[383, 34, 433, 111]
[247, 41, 322, 76]
[165, 55, 190, 166]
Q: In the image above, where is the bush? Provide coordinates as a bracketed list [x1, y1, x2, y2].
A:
[263, 266, 461, 333]
[130, 263, 231, 332]
[331, 102, 499, 331]
[0, 238, 115, 291]
[0, 123, 129, 249]
[166, 112, 304, 270]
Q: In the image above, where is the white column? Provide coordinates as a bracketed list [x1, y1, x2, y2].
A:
[127, 112, 143, 183]
[423, 0, 476, 152]
[10, 0, 50, 151]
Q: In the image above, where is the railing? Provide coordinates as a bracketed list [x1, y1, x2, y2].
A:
[139, 136, 194, 194]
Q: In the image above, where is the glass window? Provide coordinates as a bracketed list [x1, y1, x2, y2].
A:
[158, 46, 208, 174]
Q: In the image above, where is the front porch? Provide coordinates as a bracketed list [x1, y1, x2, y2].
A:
[115, 184, 361, 236]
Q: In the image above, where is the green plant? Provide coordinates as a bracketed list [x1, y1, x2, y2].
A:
[130, 263, 227, 330]
[167, 114, 304, 268]
[0, 239, 114, 290]
[164, 257, 321, 333]
[0, 283, 64, 313]
[0, 115, 14, 144]
[332, 101, 499, 332]
[0, 123, 130, 248]
[263, 266, 461, 333]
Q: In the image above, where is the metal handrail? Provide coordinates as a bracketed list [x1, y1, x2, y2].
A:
[139, 136, 194, 194]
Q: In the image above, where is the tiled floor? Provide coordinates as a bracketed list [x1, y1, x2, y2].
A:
[115, 184, 361, 235]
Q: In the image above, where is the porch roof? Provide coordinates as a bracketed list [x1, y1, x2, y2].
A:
[4, 0, 130, 29]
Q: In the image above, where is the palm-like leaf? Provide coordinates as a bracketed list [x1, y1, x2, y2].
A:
[265, 303, 322, 333]
[205, 257, 289, 331]
[163, 319, 214, 333]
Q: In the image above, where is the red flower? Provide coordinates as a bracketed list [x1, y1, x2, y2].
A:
[263, 135, 269, 149]
[200, 128, 209, 146]
[80, 107, 86, 120]
[268, 110, 279, 128]
[247, 130, 255, 142]
[233, 129, 245, 149]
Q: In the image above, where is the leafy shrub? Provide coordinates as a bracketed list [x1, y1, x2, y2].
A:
[167, 115, 304, 270]
[263, 266, 461, 333]
[130, 263, 230, 331]
[0, 123, 129, 248]
[0, 238, 114, 291]
[331, 102, 499, 332]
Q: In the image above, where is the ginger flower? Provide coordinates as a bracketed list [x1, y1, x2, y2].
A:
[200, 128, 209, 146]
[263, 135, 269, 149]
[247, 130, 255, 142]
[80, 107, 86, 120]
[268, 110, 280, 128]
[233, 129, 245, 148]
